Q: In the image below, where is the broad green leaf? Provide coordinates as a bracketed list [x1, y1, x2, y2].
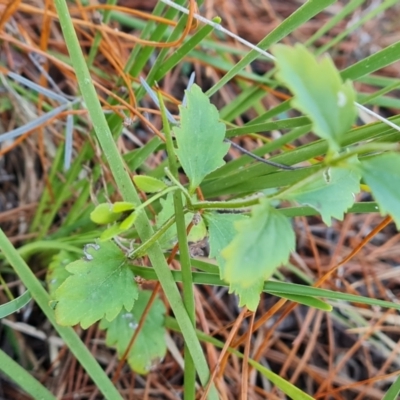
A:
[156, 193, 207, 249]
[54, 241, 138, 329]
[360, 152, 400, 229]
[133, 175, 168, 193]
[46, 251, 74, 296]
[279, 166, 361, 226]
[173, 84, 229, 193]
[100, 290, 166, 375]
[221, 200, 295, 311]
[90, 203, 121, 225]
[204, 212, 248, 276]
[273, 44, 357, 151]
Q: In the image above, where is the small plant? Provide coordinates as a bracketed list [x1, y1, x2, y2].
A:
[50, 43, 400, 395]
[2, 1, 400, 399]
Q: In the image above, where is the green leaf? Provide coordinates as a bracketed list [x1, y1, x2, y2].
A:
[112, 202, 136, 213]
[54, 241, 138, 328]
[229, 281, 264, 311]
[155, 193, 179, 249]
[204, 212, 248, 276]
[133, 175, 168, 193]
[91, 203, 136, 225]
[188, 214, 208, 244]
[99, 224, 125, 241]
[119, 212, 138, 231]
[174, 84, 229, 193]
[100, 290, 167, 375]
[360, 152, 400, 229]
[46, 251, 74, 296]
[279, 166, 361, 226]
[221, 200, 295, 311]
[273, 44, 357, 151]
[90, 203, 121, 225]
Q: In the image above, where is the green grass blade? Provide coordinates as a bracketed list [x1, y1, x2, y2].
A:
[0, 349, 56, 400]
[382, 374, 400, 400]
[273, 292, 332, 311]
[136, 15, 189, 100]
[226, 117, 310, 138]
[124, 136, 163, 170]
[316, 0, 398, 55]
[247, 358, 315, 400]
[0, 291, 32, 318]
[86, 0, 118, 67]
[130, 266, 400, 312]
[201, 115, 400, 198]
[128, 0, 187, 78]
[304, 0, 365, 46]
[341, 40, 400, 81]
[153, 23, 215, 82]
[206, 0, 335, 97]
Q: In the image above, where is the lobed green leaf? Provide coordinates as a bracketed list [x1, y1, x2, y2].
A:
[279, 163, 361, 226]
[100, 291, 166, 375]
[221, 200, 295, 311]
[204, 212, 248, 276]
[273, 44, 357, 151]
[46, 251, 74, 296]
[360, 152, 400, 229]
[54, 241, 138, 329]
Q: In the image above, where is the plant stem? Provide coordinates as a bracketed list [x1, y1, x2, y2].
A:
[191, 196, 262, 211]
[158, 92, 197, 399]
[128, 215, 176, 258]
[134, 185, 180, 213]
[164, 167, 192, 202]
